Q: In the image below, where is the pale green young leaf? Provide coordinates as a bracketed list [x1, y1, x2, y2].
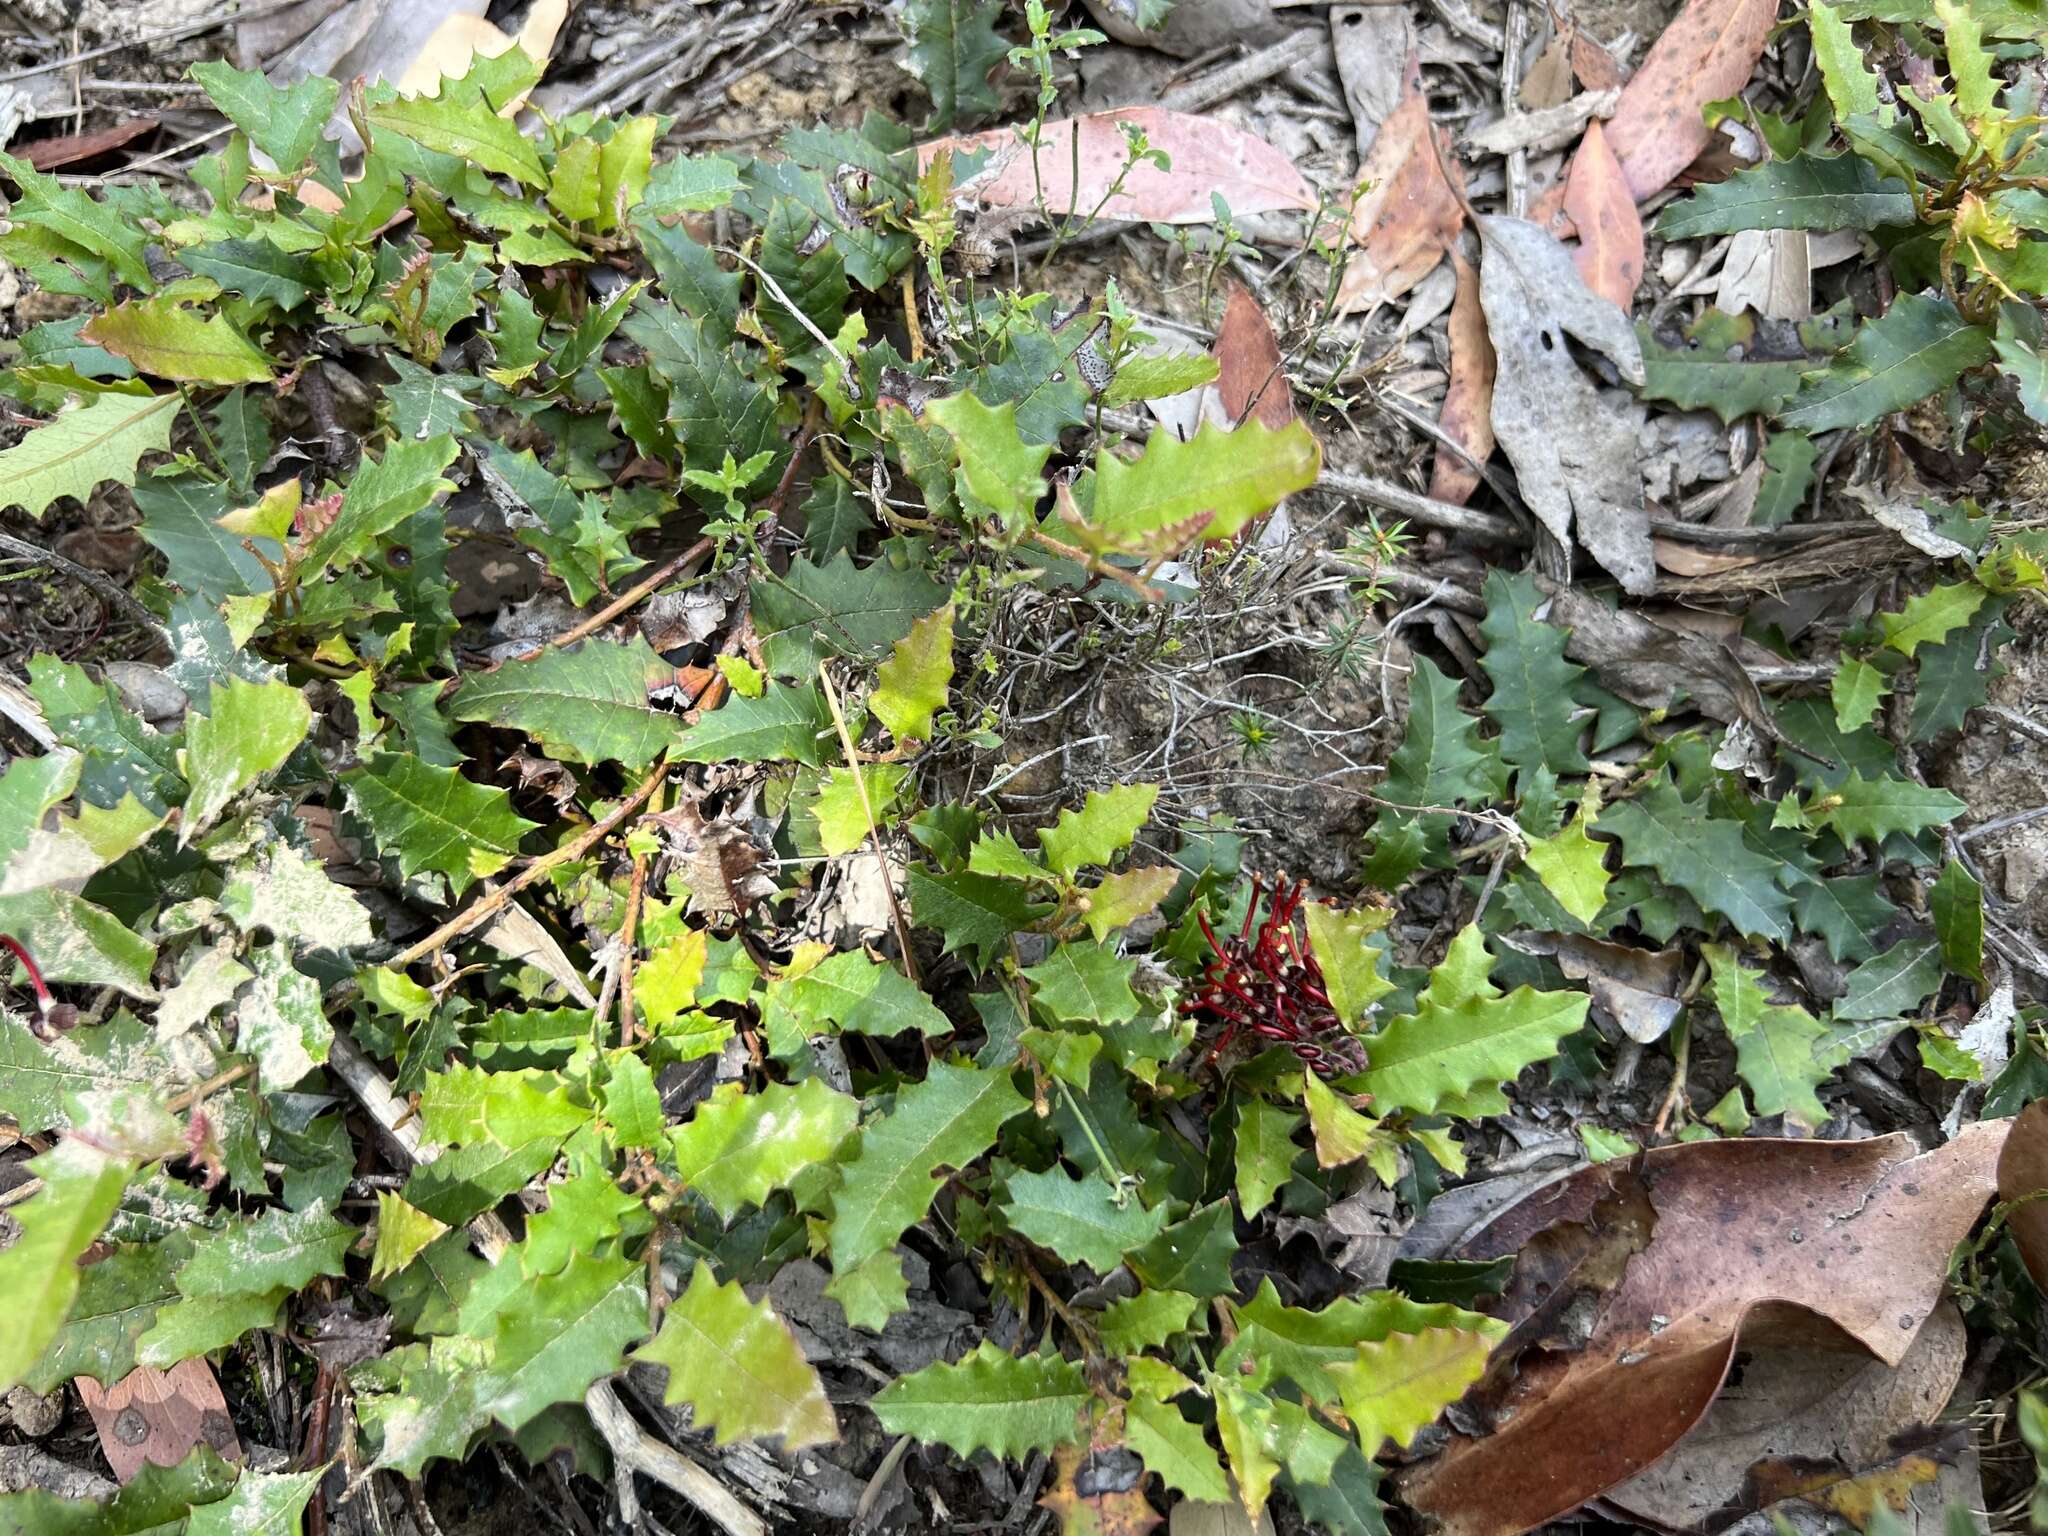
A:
[300, 433, 460, 577]
[594, 116, 660, 232]
[1808, 1, 1883, 119]
[1302, 902, 1395, 1026]
[1001, 1163, 1168, 1272]
[1125, 1395, 1233, 1504]
[1234, 1100, 1303, 1218]
[926, 394, 1048, 525]
[872, 602, 956, 741]
[1089, 418, 1321, 541]
[970, 829, 1049, 882]
[190, 60, 337, 171]
[1880, 581, 1985, 656]
[344, 753, 536, 896]
[1022, 940, 1141, 1025]
[601, 1051, 662, 1149]
[1832, 656, 1889, 731]
[186, 1468, 323, 1536]
[1704, 945, 1837, 1127]
[871, 1342, 1089, 1458]
[521, 1171, 645, 1278]
[642, 151, 744, 214]
[0, 1138, 131, 1392]
[451, 637, 683, 769]
[1522, 815, 1611, 926]
[83, 299, 272, 385]
[1326, 1326, 1496, 1456]
[1101, 352, 1221, 408]
[1082, 864, 1179, 941]
[180, 675, 312, 840]
[636, 932, 705, 1029]
[824, 1249, 911, 1330]
[636, 1261, 836, 1448]
[368, 87, 545, 185]
[775, 949, 953, 1037]
[1215, 1278, 1504, 1406]
[419, 1064, 591, 1149]
[828, 1061, 1028, 1269]
[371, 1193, 450, 1280]
[1932, 860, 1984, 980]
[0, 389, 177, 520]
[1933, 0, 1993, 117]
[1097, 1288, 1200, 1355]
[1039, 783, 1158, 877]
[479, 1250, 647, 1431]
[811, 763, 910, 856]
[1302, 1071, 1380, 1169]
[177, 1199, 353, 1299]
[669, 1078, 858, 1221]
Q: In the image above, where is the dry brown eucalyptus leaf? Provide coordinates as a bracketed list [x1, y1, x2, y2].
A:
[1429, 251, 1497, 507]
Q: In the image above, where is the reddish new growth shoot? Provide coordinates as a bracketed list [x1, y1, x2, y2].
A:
[1, 934, 79, 1040]
[1184, 877, 1366, 1078]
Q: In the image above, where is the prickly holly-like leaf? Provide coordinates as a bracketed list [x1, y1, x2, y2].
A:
[135, 1288, 289, 1369]
[1303, 1071, 1380, 1170]
[180, 675, 312, 840]
[600, 1051, 662, 1148]
[371, 1193, 449, 1280]
[1023, 940, 1141, 1026]
[828, 1060, 1029, 1269]
[0, 1138, 132, 1392]
[177, 1199, 354, 1299]
[1103, 352, 1221, 409]
[1810, 770, 1966, 847]
[971, 830, 1050, 882]
[1215, 1279, 1505, 1408]
[621, 302, 784, 478]
[635, 1260, 836, 1448]
[871, 1341, 1090, 1458]
[752, 554, 948, 676]
[1040, 784, 1159, 878]
[190, 60, 337, 172]
[1000, 1163, 1169, 1272]
[1088, 419, 1322, 543]
[824, 1249, 911, 1331]
[299, 434, 460, 578]
[810, 763, 910, 857]
[1832, 656, 1889, 732]
[902, 0, 1010, 129]
[1910, 604, 2014, 742]
[1704, 944, 1838, 1127]
[676, 681, 835, 765]
[1098, 1290, 1200, 1358]
[82, 299, 273, 385]
[1234, 1100, 1304, 1218]
[1780, 292, 1996, 433]
[480, 1250, 648, 1432]
[926, 394, 1048, 527]
[1836, 936, 1945, 1021]
[450, 637, 683, 770]
[1792, 874, 1899, 964]
[521, 1171, 645, 1279]
[1880, 581, 1986, 657]
[1080, 866, 1179, 943]
[1326, 1326, 1496, 1456]
[1522, 813, 1612, 926]
[1635, 316, 1809, 422]
[908, 867, 1049, 970]
[773, 949, 953, 1038]
[1478, 569, 1590, 777]
[872, 602, 956, 742]
[1302, 903, 1395, 1027]
[669, 1078, 859, 1221]
[1124, 1393, 1231, 1503]
[1808, 0, 1883, 117]
[19, 1231, 189, 1392]
[0, 150, 156, 288]
[367, 85, 546, 185]
[238, 942, 331, 1085]
[1126, 1200, 1239, 1298]
[1595, 782, 1796, 941]
[419, 1065, 592, 1149]
[184, 1467, 323, 1536]
[1653, 152, 1913, 238]
[1361, 928, 1590, 1116]
[343, 753, 536, 897]
[1754, 429, 1818, 528]
[642, 151, 744, 214]
[1932, 861, 1984, 981]
[0, 388, 177, 519]
[1373, 657, 1495, 863]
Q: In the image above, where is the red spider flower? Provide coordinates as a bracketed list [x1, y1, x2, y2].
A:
[1183, 877, 1367, 1078]
[2, 934, 79, 1040]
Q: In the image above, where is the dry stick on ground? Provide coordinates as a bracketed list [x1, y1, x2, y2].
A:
[1157, 28, 1328, 113]
[0, 0, 304, 85]
[0, 530, 171, 647]
[324, 1033, 770, 1536]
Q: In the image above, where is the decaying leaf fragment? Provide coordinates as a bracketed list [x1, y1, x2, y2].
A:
[1400, 1123, 2008, 1536]
[1599, 0, 1779, 200]
[1429, 252, 1496, 507]
[1336, 57, 1469, 317]
[1477, 217, 1653, 595]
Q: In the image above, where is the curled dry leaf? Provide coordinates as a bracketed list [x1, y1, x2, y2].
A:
[1335, 57, 1469, 317]
[923, 108, 1316, 227]
[1600, 0, 1778, 201]
[1400, 1123, 2008, 1536]
[1562, 122, 1644, 312]
[1429, 251, 1497, 507]
[1508, 933, 1684, 1044]
[1213, 284, 1295, 431]
[1476, 216, 1653, 594]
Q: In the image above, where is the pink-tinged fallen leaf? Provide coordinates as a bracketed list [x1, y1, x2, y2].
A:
[1562, 122, 1644, 311]
[1213, 283, 1295, 430]
[1571, 29, 1624, 91]
[1601, 0, 1777, 201]
[78, 1359, 242, 1483]
[920, 108, 1316, 226]
[1336, 57, 1469, 316]
[1429, 251, 1495, 505]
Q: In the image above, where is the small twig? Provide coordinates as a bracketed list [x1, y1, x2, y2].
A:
[538, 539, 715, 656]
[817, 662, 920, 983]
[1157, 28, 1326, 113]
[166, 1061, 255, 1114]
[0, 0, 304, 85]
[0, 529, 170, 646]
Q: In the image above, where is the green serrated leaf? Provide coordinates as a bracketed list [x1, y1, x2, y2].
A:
[926, 393, 1048, 525]
[0, 1138, 132, 1392]
[1931, 860, 1984, 981]
[1478, 569, 1589, 775]
[1082, 865, 1180, 942]
[752, 553, 947, 675]
[1326, 1327, 1496, 1456]
[368, 86, 545, 186]
[670, 1078, 858, 1221]
[903, 0, 1010, 128]
[1881, 580, 1986, 657]
[775, 950, 953, 1037]
[1596, 783, 1795, 940]
[810, 763, 909, 857]
[1812, 769, 1965, 846]
[1837, 935, 1945, 1020]
[1654, 153, 1912, 239]
[908, 866, 1047, 970]
[344, 753, 535, 896]
[676, 681, 834, 765]
[180, 675, 312, 840]
[1088, 419, 1322, 542]
[824, 1249, 911, 1330]
[191, 60, 336, 172]
[1127, 1199, 1238, 1297]
[872, 602, 956, 742]
[1126, 1394, 1232, 1503]
[1233, 1100, 1303, 1218]
[871, 1342, 1089, 1458]
[1832, 656, 1889, 731]
[177, 1199, 352, 1299]
[1216, 1279, 1504, 1408]
[420, 1065, 591, 1149]
[829, 1061, 1028, 1269]
[135, 1287, 288, 1369]
[371, 1193, 450, 1280]
[451, 637, 683, 769]
[1793, 874, 1899, 963]
[1001, 1163, 1168, 1272]
[480, 1250, 647, 1432]
[0, 389, 178, 520]
[186, 1468, 322, 1536]
[1040, 783, 1158, 877]
[300, 433, 459, 577]
[1705, 945, 1839, 1127]
[1023, 940, 1141, 1025]
[1810, 0, 1884, 118]
[636, 1260, 836, 1447]
[1097, 1288, 1200, 1355]
[1780, 292, 1995, 432]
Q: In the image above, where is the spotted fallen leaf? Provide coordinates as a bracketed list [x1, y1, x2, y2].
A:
[1428, 252, 1496, 506]
[1561, 122, 1644, 311]
[923, 108, 1316, 227]
[1600, 0, 1779, 201]
[1399, 1123, 2008, 1536]
[1336, 57, 1468, 317]
[78, 1359, 243, 1483]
